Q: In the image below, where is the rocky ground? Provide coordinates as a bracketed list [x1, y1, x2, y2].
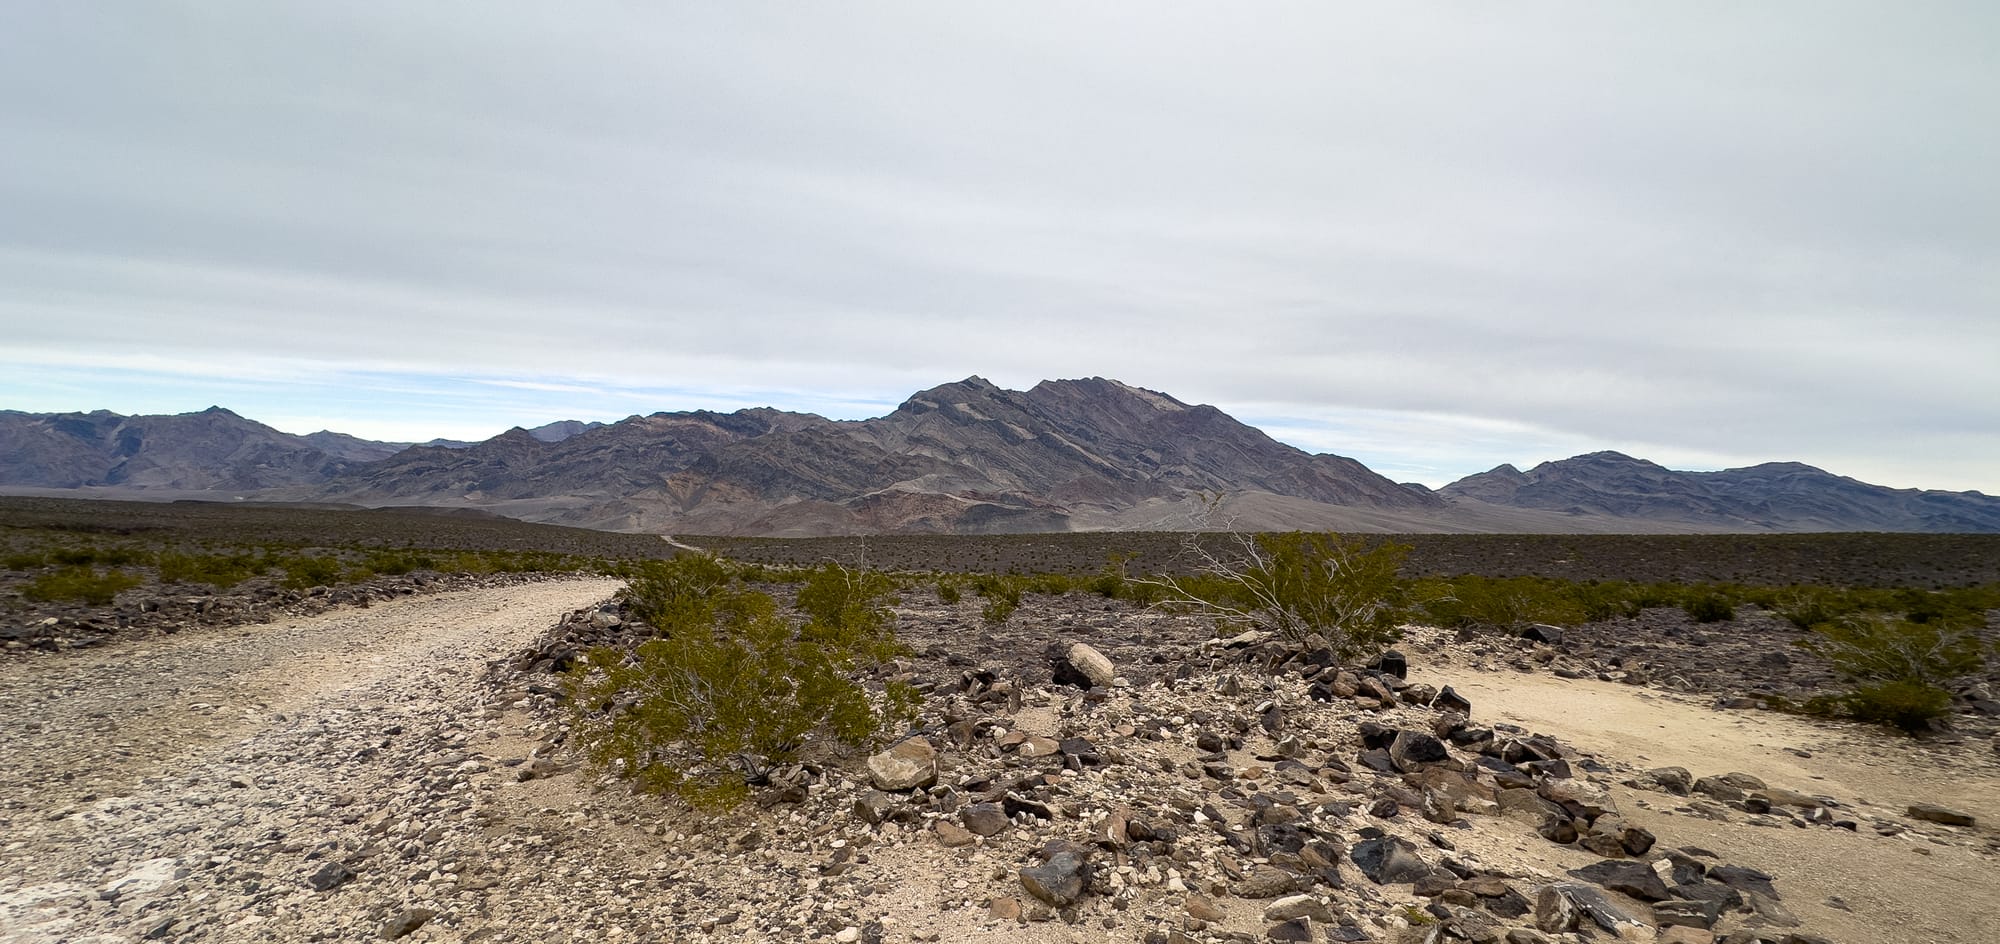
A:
[2, 580, 1996, 944]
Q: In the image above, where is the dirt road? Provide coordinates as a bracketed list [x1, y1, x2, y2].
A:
[0, 578, 622, 943]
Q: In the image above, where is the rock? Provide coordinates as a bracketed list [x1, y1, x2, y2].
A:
[1646, 766, 1694, 795]
[1496, 788, 1565, 823]
[961, 802, 1010, 836]
[1236, 866, 1310, 898]
[1053, 642, 1116, 689]
[1390, 730, 1450, 771]
[1709, 865, 1780, 900]
[1262, 894, 1333, 922]
[1654, 896, 1726, 929]
[853, 790, 899, 824]
[1908, 803, 1976, 827]
[1567, 859, 1671, 901]
[866, 738, 937, 791]
[379, 907, 434, 940]
[1762, 787, 1824, 809]
[1184, 894, 1227, 922]
[306, 861, 356, 892]
[933, 820, 976, 847]
[1693, 771, 1766, 802]
[1657, 927, 1714, 944]
[1538, 777, 1615, 820]
[1367, 649, 1408, 679]
[1265, 917, 1314, 941]
[1020, 851, 1090, 907]
[1533, 885, 1578, 933]
[1432, 685, 1472, 714]
[1349, 836, 1432, 885]
[1522, 624, 1564, 646]
[1551, 882, 1647, 934]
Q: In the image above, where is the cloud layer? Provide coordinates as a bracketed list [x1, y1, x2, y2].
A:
[3, 3, 1995, 491]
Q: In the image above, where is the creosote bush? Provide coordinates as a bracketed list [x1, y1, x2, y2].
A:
[1144, 531, 1409, 665]
[23, 565, 142, 605]
[570, 557, 917, 809]
[1799, 615, 1984, 732]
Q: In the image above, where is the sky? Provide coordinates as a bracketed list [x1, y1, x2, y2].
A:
[2, 3, 1996, 491]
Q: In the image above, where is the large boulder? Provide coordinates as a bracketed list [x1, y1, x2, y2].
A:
[1051, 642, 1117, 689]
[1390, 730, 1450, 772]
[866, 738, 937, 791]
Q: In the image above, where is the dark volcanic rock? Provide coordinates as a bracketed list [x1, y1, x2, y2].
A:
[1349, 836, 1432, 885]
[1019, 851, 1090, 907]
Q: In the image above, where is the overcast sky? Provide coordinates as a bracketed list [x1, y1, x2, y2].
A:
[3, 3, 1995, 491]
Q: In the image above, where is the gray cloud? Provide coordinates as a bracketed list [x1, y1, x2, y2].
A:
[2, 2, 1995, 491]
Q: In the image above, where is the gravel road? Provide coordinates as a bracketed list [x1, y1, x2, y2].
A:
[0, 578, 622, 943]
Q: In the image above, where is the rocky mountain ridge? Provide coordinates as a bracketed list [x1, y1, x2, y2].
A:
[1441, 451, 2000, 533]
[5, 381, 1998, 534]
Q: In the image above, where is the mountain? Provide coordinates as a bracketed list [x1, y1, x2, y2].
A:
[10, 386, 1996, 535]
[1440, 451, 2000, 533]
[0, 407, 385, 491]
[304, 377, 1441, 534]
[421, 419, 605, 450]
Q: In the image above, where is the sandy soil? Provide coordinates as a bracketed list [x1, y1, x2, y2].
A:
[1411, 659, 2000, 944]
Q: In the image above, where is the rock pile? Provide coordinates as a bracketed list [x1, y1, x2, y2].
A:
[522, 603, 1861, 943]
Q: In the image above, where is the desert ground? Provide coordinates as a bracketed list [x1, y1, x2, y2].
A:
[2, 571, 1994, 944]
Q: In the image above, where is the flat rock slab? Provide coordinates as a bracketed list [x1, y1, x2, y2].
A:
[1908, 803, 1976, 827]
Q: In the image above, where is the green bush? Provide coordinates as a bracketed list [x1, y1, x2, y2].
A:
[568, 586, 917, 809]
[158, 551, 268, 589]
[1806, 681, 1955, 733]
[2, 551, 48, 570]
[276, 554, 349, 589]
[1799, 615, 1984, 735]
[1683, 593, 1735, 623]
[973, 574, 1022, 625]
[794, 563, 903, 664]
[1148, 532, 1408, 664]
[620, 554, 733, 627]
[23, 566, 142, 604]
[935, 579, 963, 605]
[1804, 615, 1983, 688]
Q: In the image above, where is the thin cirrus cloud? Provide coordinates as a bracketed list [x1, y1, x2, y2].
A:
[0, 3, 1994, 492]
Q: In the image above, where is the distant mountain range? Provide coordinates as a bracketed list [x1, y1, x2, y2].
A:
[4, 379, 1995, 535]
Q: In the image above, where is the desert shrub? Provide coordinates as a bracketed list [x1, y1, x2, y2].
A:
[567, 586, 917, 809]
[935, 578, 963, 604]
[49, 545, 149, 567]
[1806, 681, 1955, 733]
[361, 549, 434, 576]
[1804, 615, 1983, 688]
[1682, 593, 1735, 623]
[1145, 531, 1408, 664]
[157, 551, 268, 589]
[1773, 587, 1846, 630]
[3, 551, 49, 570]
[794, 563, 903, 663]
[972, 574, 1023, 624]
[1573, 580, 1644, 622]
[979, 591, 1019, 625]
[1414, 575, 1590, 631]
[23, 565, 142, 604]
[621, 554, 733, 627]
[276, 554, 349, 589]
[1799, 615, 1984, 734]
